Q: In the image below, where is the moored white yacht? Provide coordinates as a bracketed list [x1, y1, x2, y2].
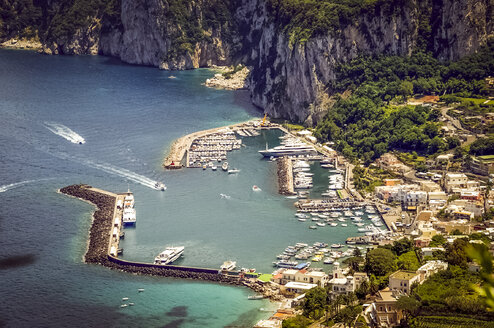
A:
[154, 246, 185, 265]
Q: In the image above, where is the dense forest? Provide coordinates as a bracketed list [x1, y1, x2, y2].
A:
[313, 40, 494, 163]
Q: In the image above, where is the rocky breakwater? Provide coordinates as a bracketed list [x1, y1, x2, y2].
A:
[59, 184, 116, 264]
[277, 157, 295, 195]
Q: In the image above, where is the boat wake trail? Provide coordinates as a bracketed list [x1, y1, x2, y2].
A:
[44, 122, 85, 144]
[82, 159, 158, 189]
[0, 179, 48, 193]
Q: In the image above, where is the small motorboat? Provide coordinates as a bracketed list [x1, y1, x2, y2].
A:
[155, 182, 166, 191]
[252, 185, 262, 192]
[122, 297, 129, 301]
[228, 168, 240, 174]
[222, 162, 229, 171]
[212, 166, 218, 171]
[138, 289, 145, 293]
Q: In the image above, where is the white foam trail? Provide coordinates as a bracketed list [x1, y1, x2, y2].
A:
[44, 122, 85, 144]
[0, 179, 41, 192]
[83, 159, 158, 189]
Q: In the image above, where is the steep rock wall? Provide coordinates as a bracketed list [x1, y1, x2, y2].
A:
[243, 0, 493, 124]
[99, 0, 235, 69]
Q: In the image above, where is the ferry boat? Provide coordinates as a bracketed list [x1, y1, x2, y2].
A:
[259, 143, 317, 157]
[220, 261, 237, 271]
[122, 190, 136, 226]
[221, 162, 229, 171]
[154, 246, 185, 265]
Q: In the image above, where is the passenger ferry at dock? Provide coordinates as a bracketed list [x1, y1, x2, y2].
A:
[154, 246, 185, 265]
[122, 190, 136, 226]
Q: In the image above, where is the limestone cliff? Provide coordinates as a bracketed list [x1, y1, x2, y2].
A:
[241, 0, 493, 124]
[99, 0, 236, 69]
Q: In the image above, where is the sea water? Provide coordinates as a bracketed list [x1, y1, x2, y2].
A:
[0, 49, 377, 327]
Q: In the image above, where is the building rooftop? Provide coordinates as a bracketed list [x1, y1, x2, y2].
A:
[283, 269, 298, 275]
[389, 270, 419, 280]
[284, 282, 318, 290]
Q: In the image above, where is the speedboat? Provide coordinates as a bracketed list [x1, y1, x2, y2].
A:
[316, 222, 326, 227]
[252, 185, 262, 192]
[154, 182, 166, 191]
[228, 168, 240, 174]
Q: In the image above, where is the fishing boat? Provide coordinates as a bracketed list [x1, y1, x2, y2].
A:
[309, 225, 317, 229]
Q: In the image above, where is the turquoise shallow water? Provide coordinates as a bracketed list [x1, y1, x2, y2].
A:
[0, 49, 374, 327]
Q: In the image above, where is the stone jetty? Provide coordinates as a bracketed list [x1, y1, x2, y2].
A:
[277, 157, 295, 195]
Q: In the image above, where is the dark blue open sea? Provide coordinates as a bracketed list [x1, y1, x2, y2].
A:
[0, 49, 369, 327]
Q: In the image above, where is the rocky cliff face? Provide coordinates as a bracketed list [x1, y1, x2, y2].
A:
[241, 0, 493, 124]
[99, 0, 235, 69]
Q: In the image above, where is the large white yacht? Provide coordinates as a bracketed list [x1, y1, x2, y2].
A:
[259, 143, 317, 157]
[154, 246, 185, 265]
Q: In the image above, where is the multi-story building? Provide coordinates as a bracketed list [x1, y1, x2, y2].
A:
[328, 263, 368, 296]
[444, 173, 468, 192]
[389, 271, 421, 294]
[471, 155, 494, 176]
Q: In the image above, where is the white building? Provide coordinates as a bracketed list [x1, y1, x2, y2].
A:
[328, 263, 368, 296]
[416, 261, 448, 281]
[444, 173, 468, 192]
[401, 190, 428, 208]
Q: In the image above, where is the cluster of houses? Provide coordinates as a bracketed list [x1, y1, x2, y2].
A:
[255, 259, 450, 328]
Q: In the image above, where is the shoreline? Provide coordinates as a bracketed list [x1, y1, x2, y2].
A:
[59, 184, 283, 302]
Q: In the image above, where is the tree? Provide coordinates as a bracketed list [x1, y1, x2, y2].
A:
[429, 234, 446, 246]
[397, 251, 421, 271]
[365, 248, 397, 276]
[343, 257, 362, 272]
[396, 295, 420, 323]
[391, 238, 414, 256]
[399, 81, 414, 102]
[282, 315, 312, 328]
[445, 238, 469, 268]
[353, 248, 362, 257]
[303, 287, 328, 319]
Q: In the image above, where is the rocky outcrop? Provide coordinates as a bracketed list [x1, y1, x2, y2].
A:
[205, 66, 250, 89]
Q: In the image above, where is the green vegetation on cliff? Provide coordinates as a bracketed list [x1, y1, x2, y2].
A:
[164, 0, 235, 61]
[313, 40, 494, 163]
[266, 0, 412, 44]
[0, 0, 121, 46]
